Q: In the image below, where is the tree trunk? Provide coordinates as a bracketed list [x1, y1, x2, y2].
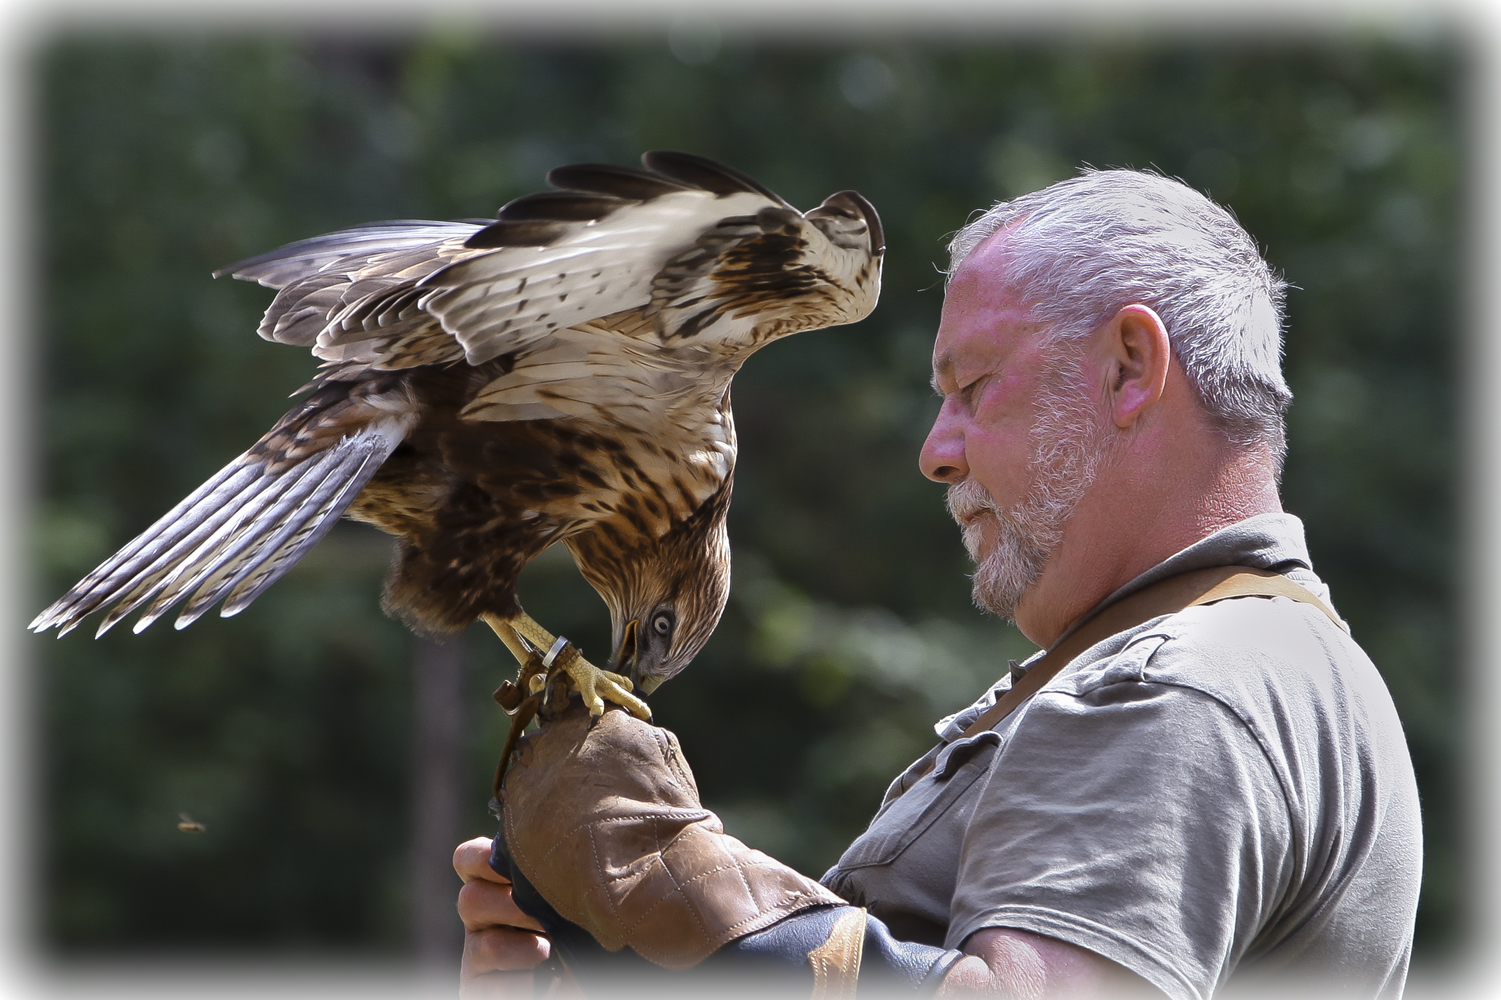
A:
[411, 633, 467, 966]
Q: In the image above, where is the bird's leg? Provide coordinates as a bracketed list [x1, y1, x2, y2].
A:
[480, 612, 650, 720]
[485, 617, 550, 702]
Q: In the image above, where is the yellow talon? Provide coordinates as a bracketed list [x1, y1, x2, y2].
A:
[481, 611, 651, 720]
[562, 657, 651, 720]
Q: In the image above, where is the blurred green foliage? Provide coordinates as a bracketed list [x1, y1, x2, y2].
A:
[31, 28, 1462, 962]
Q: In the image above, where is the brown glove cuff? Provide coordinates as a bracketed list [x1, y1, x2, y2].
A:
[503, 707, 843, 970]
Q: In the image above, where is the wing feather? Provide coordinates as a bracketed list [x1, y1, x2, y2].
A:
[418, 189, 778, 364]
[31, 466, 269, 635]
[215, 221, 486, 287]
[544, 162, 692, 201]
[172, 437, 389, 628]
[214, 154, 802, 371]
[84, 468, 296, 637]
[219, 222, 487, 347]
[32, 474, 250, 635]
[641, 151, 793, 205]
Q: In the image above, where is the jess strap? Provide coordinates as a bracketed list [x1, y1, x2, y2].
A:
[946, 564, 1344, 754]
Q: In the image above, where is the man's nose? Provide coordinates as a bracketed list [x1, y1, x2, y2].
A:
[920, 401, 969, 484]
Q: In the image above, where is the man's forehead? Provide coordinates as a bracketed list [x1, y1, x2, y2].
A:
[943, 229, 1035, 317]
[933, 248, 1039, 384]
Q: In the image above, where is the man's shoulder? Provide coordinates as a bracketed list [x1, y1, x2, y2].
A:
[1055, 592, 1409, 781]
[1141, 592, 1379, 705]
[1064, 590, 1363, 692]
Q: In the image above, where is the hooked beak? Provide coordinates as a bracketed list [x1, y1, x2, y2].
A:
[610, 618, 640, 679]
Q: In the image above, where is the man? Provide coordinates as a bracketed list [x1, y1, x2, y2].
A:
[454, 169, 1422, 997]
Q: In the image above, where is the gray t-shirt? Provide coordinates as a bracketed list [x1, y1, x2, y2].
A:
[822, 514, 1422, 999]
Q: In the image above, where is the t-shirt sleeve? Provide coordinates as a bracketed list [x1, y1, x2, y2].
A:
[946, 655, 1294, 1000]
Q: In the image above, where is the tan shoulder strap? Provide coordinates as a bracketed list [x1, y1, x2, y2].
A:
[942, 565, 1343, 752]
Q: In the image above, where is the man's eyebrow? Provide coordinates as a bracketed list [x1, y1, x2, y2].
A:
[930, 355, 952, 395]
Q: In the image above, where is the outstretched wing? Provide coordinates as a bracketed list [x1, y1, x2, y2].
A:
[215, 152, 797, 376]
[647, 188, 884, 345]
[415, 153, 789, 364]
[456, 184, 885, 425]
[220, 220, 488, 349]
[31, 381, 418, 637]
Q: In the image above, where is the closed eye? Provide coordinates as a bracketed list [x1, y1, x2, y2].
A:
[951, 375, 989, 410]
[930, 375, 978, 401]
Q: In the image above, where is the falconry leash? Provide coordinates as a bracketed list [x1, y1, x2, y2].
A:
[490, 636, 589, 798]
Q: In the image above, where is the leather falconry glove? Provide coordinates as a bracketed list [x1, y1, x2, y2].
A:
[500, 702, 841, 968]
[496, 703, 963, 996]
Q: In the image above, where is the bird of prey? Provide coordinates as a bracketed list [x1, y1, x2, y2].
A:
[31, 151, 884, 724]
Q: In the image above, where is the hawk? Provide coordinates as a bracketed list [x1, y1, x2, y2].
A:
[31, 151, 884, 722]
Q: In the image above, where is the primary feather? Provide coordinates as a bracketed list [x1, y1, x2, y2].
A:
[32, 151, 884, 691]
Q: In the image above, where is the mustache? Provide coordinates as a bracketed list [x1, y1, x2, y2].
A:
[946, 478, 999, 523]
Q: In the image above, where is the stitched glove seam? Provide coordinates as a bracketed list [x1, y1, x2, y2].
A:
[523, 809, 713, 869]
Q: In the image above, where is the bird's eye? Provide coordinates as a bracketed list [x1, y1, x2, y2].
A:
[651, 613, 674, 637]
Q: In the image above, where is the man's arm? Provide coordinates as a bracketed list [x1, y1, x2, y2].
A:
[453, 836, 555, 999]
[942, 928, 1155, 997]
[457, 827, 1146, 1000]
[491, 705, 1163, 996]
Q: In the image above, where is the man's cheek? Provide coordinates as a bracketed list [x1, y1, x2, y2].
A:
[970, 461, 1029, 516]
[967, 429, 1031, 491]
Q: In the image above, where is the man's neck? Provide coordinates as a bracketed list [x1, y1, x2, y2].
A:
[1015, 444, 1283, 649]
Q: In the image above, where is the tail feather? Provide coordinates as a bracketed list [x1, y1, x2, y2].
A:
[33, 420, 408, 638]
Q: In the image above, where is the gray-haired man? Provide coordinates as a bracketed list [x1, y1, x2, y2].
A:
[455, 170, 1422, 998]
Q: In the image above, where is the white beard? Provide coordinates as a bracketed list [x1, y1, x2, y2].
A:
[946, 353, 1112, 621]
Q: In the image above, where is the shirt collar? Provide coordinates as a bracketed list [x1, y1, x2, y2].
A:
[1066, 511, 1327, 644]
[933, 512, 1330, 740]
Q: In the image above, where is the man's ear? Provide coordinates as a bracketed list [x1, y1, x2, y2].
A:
[1102, 304, 1171, 429]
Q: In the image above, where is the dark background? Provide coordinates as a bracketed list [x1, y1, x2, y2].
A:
[29, 26, 1464, 968]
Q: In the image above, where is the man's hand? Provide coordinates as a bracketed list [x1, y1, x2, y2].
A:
[453, 836, 552, 999]
[940, 928, 1156, 997]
